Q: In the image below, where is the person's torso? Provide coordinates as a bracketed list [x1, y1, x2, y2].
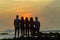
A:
[15, 19, 20, 25]
[25, 21, 29, 28]
[30, 21, 34, 27]
[34, 21, 40, 28]
[21, 20, 24, 26]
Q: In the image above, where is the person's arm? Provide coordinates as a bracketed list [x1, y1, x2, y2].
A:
[39, 21, 40, 28]
[19, 19, 21, 28]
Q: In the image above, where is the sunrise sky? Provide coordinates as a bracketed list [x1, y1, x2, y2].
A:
[0, 0, 60, 31]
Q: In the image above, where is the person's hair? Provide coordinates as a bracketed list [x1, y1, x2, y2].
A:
[16, 15, 19, 18]
[30, 17, 33, 21]
[25, 17, 28, 21]
[35, 17, 38, 20]
[21, 17, 24, 19]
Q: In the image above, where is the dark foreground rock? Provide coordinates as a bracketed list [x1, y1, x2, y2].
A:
[1, 36, 60, 40]
[1, 32, 60, 40]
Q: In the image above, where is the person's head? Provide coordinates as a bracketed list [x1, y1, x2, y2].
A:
[30, 17, 33, 21]
[35, 17, 38, 21]
[16, 15, 19, 18]
[21, 17, 24, 20]
[25, 17, 28, 21]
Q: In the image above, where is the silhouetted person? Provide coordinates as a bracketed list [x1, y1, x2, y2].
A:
[25, 17, 29, 37]
[14, 15, 20, 38]
[34, 17, 40, 33]
[20, 17, 25, 36]
[30, 17, 34, 36]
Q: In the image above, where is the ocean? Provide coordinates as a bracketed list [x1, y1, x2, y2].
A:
[0, 30, 60, 39]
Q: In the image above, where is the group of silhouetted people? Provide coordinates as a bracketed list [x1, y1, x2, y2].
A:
[14, 15, 40, 38]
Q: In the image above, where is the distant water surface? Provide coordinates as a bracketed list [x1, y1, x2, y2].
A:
[0, 30, 60, 39]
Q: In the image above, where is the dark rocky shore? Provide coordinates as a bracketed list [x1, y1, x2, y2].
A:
[1, 32, 60, 40]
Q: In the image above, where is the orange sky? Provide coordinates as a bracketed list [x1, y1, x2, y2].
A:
[0, 0, 54, 31]
[1, 0, 60, 31]
[19, 13, 33, 19]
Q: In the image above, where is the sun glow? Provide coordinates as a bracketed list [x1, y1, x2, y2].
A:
[20, 13, 32, 19]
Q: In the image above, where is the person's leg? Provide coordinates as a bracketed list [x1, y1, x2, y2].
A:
[21, 28, 23, 36]
[31, 28, 32, 36]
[37, 28, 39, 33]
[31, 29, 33, 36]
[28, 28, 29, 37]
[21, 28, 22, 36]
[26, 28, 27, 37]
[23, 28, 25, 36]
[34, 28, 36, 33]
[22, 29, 23, 36]
[22, 27, 25, 36]
[33, 27, 35, 34]
[15, 28, 16, 38]
[18, 28, 19, 38]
